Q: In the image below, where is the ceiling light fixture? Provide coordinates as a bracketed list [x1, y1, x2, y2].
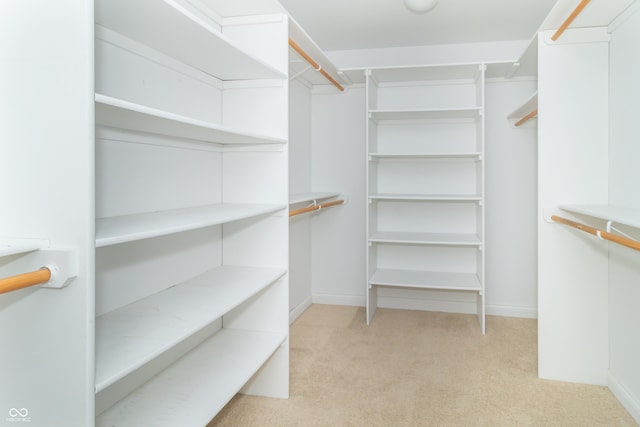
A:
[404, 0, 438, 13]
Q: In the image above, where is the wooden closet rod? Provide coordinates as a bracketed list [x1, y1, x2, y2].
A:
[551, 215, 640, 252]
[289, 199, 345, 217]
[288, 38, 345, 92]
[514, 109, 538, 127]
[551, 0, 591, 41]
[0, 267, 52, 295]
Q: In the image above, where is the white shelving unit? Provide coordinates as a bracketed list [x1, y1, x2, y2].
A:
[365, 64, 486, 333]
[93, 0, 289, 424]
[0, 238, 49, 257]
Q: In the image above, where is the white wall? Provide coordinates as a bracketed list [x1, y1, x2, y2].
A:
[288, 79, 314, 321]
[485, 79, 538, 318]
[608, 8, 640, 421]
[310, 86, 367, 306]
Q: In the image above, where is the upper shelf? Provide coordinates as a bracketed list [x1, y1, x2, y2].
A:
[507, 91, 538, 127]
[369, 152, 481, 160]
[369, 108, 481, 122]
[540, 0, 638, 34]
[95, 94, 286, 145]
[368, 64, 484, 84]
[289, 192, 340, 205]
[96, 203, 285, 247]
[288, 16, 346, 90]
[559, 205, 640, 229]
[94, 0, 285, 81]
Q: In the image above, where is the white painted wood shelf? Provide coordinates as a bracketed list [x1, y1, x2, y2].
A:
[507, 91, 538, 126]
[366, 63, 486, 332]
[369, 152, 482, 159]
[96, 94, 286, 145]
[369, 269, 482, 291]
[560, 205, 640, 229]
[0, 239, 49, 257]
[289, 192, 339, 205]
[94, 0, 285, 81]
[369, 231, 481, 246]
[369, 193, 482, 201]
[96, 203, 284, 247]
[95, 328, 286, 427]
[369, 107, 481, 122]
[95, 265, 285, 392]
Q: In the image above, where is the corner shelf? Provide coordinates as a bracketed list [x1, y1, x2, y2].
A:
[96, 94, 286, 145]
[96, 203, 284, 247]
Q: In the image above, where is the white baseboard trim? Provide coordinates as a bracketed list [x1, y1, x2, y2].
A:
[486, 304, 538, 319]
[289, 296, 313, 324]
[309, 293, 537, 319]
[608, 371, 640, 424]
[311, 293, 365, 307]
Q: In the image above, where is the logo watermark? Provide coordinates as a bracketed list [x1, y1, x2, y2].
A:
[6, 408, 31, 423]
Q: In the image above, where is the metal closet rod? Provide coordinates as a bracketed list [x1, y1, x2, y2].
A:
[551, 0, 591, 41]
[514, 108, 538, 127]
[551, 215, 640, 252]
[289, 199, 345, 217]
[0, 267, 52, 295]
[288, 38, 345, 92]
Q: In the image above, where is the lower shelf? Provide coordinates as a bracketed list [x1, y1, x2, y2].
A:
[96, 328, 286, 427]
[369, 268, 481, 291]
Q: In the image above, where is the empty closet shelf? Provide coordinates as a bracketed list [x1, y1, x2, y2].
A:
[96, 328, 286, 427]
[369, 231, 481, 246]
[95, 265, 286, 393]
[369, 107, 481, 122]
[559, 205, 640, 229]
[96, 203, 285, 247]
[369, 269, 481, 291]
[369, 193, 482, 202]
[96, 94, 286, 145]
[94, 0, 285, 81]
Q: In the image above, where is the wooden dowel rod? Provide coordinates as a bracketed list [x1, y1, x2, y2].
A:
[551, 0, 591, 41]
[551, 215, 640, 252]
[0, 267, 51, 295]
[289, 199, 344, 217]
[288, 38, 345, 92]
[514, 109, 538, 127]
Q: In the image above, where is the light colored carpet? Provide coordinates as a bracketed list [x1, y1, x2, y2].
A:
[210, 304, 637, 426]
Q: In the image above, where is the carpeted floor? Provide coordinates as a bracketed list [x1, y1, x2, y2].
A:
[209, 304, 637, 426]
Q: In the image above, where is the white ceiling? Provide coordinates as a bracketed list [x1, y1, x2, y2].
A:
[277, 0, 559, 51]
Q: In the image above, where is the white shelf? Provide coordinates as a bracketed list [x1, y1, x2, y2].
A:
[95, 265, 285, 393]
[369, 193, 481, 202]
[369, 152, 481, 160]
[289, 192, 339, 205]
[507, 91, 538, 123]
[369, 231, 481, 246]
[369, 108, 481, 122]
[0, 238, 49, 257]
[368, 64, 483, 83]
[559, 205, 640, 229]
[94, 0, 285, 81]
[96, 328, 286, 427]
[96, 203, 284, 247]
[369, 268, 481, 291]
[95, 94, 286, 145]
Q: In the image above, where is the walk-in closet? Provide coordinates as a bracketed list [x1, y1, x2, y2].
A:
[2, 0, 639, 425]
